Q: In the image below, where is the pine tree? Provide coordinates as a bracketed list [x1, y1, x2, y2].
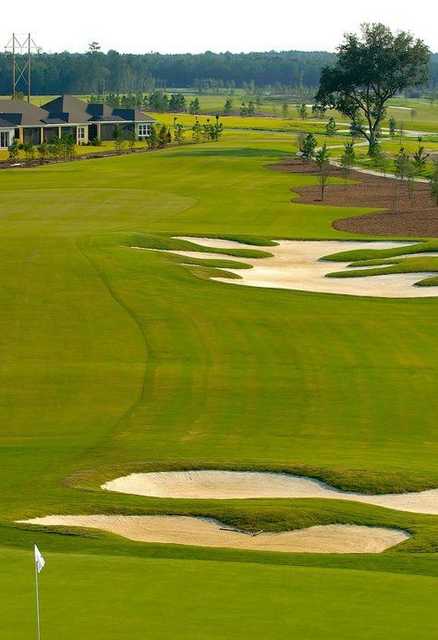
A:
[340, 142, 355, 179]
[189, 97, 200, 114]
[315, 144, 331, 200]
[325, 117, 337, 136]
[174, 123, 185, 144]
[113, 125, 124, 154]
[299, 133, 317, 160]
[192, 119, 202, 143]
[298, 103, 307, 119]
[147, 125, 159, 149]
[158, 125, 169, 147]
[431, 162, 438, 206]
[389, 116, 397, 137]
[412, 145, 430, 174]
[224, 97, 233, 114]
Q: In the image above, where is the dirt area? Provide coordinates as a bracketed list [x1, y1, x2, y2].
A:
[273, 159, 438, 237]
[103, 470, 438, 515]
[18, 515, 409, 554]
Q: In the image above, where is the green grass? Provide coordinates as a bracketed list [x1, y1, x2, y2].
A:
[152, 111, 348, 134]
[327, 257, 438, 284]
[3, 127, 438, 637]
[323, 243, 438, 285]
[5, 546, 438, 640]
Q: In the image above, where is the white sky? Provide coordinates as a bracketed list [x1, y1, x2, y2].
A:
[2, 0, 437, 54]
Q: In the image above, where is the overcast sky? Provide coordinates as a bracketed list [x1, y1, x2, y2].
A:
[2, 0, 437, 54]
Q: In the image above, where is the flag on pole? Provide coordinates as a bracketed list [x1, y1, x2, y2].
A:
[34, 545, 45, 574]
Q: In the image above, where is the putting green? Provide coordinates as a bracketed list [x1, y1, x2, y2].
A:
[3, 547, 438, 640]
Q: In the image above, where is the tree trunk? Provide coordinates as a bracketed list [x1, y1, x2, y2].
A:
[367, 131, 377, 155]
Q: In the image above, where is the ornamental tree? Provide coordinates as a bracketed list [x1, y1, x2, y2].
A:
[315, 23, 430, 154]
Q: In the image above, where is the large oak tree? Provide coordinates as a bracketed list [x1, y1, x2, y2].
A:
[315, 23, 430, 153]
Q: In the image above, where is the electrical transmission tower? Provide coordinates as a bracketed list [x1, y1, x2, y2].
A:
[4, 33, 41, 102]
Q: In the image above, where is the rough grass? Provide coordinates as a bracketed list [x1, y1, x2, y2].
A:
[323, 242, 438, 285]
[328, 257, 438, 284]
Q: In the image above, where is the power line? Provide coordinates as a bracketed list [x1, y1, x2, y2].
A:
[4, 33, 42, 102]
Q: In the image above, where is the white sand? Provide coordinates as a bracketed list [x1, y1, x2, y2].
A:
[142, 238, 438, 298]
[329, 160, 430, 183]
[103, 470, 438, 515]
[18, 515, 408, 553]
[176, 237, 270, 250]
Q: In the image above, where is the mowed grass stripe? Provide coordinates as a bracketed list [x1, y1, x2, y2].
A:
[3, 134, 438, 640]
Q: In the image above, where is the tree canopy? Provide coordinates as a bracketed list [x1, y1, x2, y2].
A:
[315, 24, 431, 152]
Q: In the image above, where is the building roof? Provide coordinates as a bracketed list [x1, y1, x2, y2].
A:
[0, 96, 156, 128]
[0, 116, 16, 128]
[41, 95, 156, 124]
[43, 95, 86, 121]
[0, 100, 49, 126]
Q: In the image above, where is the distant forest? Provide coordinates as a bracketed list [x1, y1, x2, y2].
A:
[0, 50, 437, 95]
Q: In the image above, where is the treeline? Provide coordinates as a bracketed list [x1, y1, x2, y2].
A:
[1, 50, 336, 94]
[1, 50, 437, 96]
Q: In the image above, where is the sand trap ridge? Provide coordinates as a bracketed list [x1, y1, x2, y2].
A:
[19, 515, 408, 554]
[103, 470, 438, 515]
[135, 238, 438, 298]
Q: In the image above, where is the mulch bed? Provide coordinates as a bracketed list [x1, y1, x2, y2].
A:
[273, 158, 438, 237]
[0, 142, 194, 170]
[0, 146, 151, 170]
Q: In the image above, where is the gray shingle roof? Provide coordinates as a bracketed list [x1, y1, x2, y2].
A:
[0, 96, 157, 128]
[41, 116, 69, 125]
[113, 108, 156, 123]
[0, 100, 48, 126]
[0, 116, 16, 128]
[42, 95, 90, 123]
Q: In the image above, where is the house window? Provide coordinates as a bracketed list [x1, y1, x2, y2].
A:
[137, 124, 150, 139]
[0, 131, 11, 148]
[77, 127, 87, 145]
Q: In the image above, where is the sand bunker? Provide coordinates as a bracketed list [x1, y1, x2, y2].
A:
[19, 515, 408, 553]
[103, 470, 438, 515]
[139, 238, 438, 298]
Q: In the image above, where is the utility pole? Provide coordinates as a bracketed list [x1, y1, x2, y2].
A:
[4, 33, 41, 101]
[12, 33, 16, 98]
[28, 33, 32, 103]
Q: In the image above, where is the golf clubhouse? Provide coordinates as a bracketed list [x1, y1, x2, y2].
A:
[0, 95, 156, 148]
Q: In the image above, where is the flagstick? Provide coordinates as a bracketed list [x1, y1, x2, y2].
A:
[34, 555, 41, 640]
